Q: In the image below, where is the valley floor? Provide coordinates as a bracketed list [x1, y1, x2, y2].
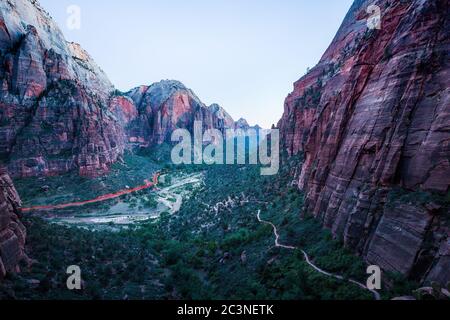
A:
[0, 151, 417, 300]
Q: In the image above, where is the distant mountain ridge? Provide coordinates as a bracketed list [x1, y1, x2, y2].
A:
[0, 0, 256, 178]
[110, 80, 261, 148]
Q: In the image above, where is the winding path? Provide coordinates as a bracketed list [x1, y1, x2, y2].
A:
[21, 174, 379, 300]
[257, 210, 381, 300]
[22, 173, 161, 213]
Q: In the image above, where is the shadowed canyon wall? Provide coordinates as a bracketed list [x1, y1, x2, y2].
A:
[279, 0, 449, 285]
[0, 166, 26, 278]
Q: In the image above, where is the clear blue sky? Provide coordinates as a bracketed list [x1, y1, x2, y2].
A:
[39, 0, 353, 128]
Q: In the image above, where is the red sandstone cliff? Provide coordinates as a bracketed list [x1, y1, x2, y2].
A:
[110, 80, 257, 147]
[0, 0, 124, 177]
[279, 0, 449, 285]
[0, 1, 251, 178]
[0, 166, 26, 278]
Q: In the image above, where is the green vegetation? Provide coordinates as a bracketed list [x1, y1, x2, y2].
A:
[382, 46, 393, 62]
[14, 151, 160, 207]
[0, 116, 10, 127]
[0, 218, 166, 300]
[40, 121, 53, 132]
[112, 89, 125, 97]
[388, 187, 449, 208]
[294, 84, 323, 109]
[2, 150, 418, 300]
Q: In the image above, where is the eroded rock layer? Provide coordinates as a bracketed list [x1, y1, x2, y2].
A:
[0, 0, 124, 177]
[110, 80, 259, 147]
[278, 0, 449, 284]
[0, 166, 25, 278]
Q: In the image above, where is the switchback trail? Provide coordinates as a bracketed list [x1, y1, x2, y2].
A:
[22, 173, 161, 212]
[257, 210, 381, 300]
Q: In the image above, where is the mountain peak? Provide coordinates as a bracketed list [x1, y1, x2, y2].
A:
[150, 79, 188, 91]
[235, 118, 250, 128]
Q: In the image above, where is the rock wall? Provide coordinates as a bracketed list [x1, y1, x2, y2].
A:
[0, 166, 26, 278]
[1, 1, 255, 178]
[110, 80, 257, 147]
[279, 0, 449, 285]
[0, 0, 125, 177]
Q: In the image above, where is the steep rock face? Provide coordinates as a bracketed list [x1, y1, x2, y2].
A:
[235, 118, 251, 131]
[125, 81, 217, 145]
[208, 103, 236, 130]
[279, 0, 449, 284]
[110, 80, 252, 147]
[0, 0, 124, 177]
[0, 166, 26, 278]
[1, 1, 251, 177]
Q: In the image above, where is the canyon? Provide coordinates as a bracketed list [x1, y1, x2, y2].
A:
[0, 0, 255, 279]
[0, 0, 449, 290]
[0, 0, 254, 179]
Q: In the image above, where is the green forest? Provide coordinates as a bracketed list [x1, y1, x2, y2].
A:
[1, 149, 420, 300]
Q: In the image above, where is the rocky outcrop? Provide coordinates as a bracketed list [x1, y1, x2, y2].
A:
[279, 0, 449, 285]
[118, 80, 222, 146]
[0, 1, 255, 178]
[0, 0, 125, 177]
[235, 118, 251, 131]
[209, 103, 236, 131]
[110, 80, 257, 147]
[0, 1, 250, 178]
[0, 166, 26, 278]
